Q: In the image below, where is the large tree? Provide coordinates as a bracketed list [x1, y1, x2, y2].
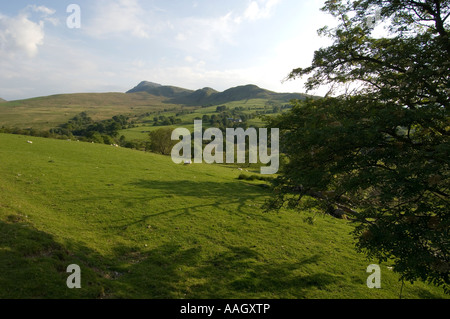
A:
[267, 0, 449, 293]
[149, 128, 177, 155]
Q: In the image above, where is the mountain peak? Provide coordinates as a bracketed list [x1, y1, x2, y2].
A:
[139, 81, 162, 87]
[127, 81, 162, 93]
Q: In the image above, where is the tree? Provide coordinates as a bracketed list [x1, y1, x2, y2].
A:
[267, 0, 449, 293]
[148, 128, 177, 155]
[216, 105, 228, 112]
[272, 105, 280, 114]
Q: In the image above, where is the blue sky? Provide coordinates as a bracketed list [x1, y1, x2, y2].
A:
[0, 0, 336, 100]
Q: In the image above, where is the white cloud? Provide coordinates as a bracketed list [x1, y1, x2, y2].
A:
[244, 0, 281, 21]
[0, 5, 57, 59]
[185, 56, 195, 63]
[0, 32, 122, 100]
[173, 0, 282, 54]
[83, 0, 282, 54]
[23, 5, 59, 26]
[25, 5, 56, 16]
[175, 12, 239, 52]
[86, 0, 159, 39]
[132, 59, 146, 68]
[0, 14, 45, 58]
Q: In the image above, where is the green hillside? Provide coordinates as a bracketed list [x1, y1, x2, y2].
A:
[0, 133, 447, 299]
[0, 92, 180, 130]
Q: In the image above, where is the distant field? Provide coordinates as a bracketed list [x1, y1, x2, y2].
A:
[0, 92, 183, 130]
[0, 133, 447, 299]
[119, 124, 196, 141]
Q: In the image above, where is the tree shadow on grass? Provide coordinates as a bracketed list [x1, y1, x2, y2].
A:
[2, 215, 326, 299]
[185, 246, 339, 299]
[105, 243, 340, 299]
[0, 217, 190, 299]
[128, 179, 267, 201]
[1, 219, 446, 299]
[56, 177, 275, 234]
[103, 179, 277, 229]
[0, 219, 105, 299]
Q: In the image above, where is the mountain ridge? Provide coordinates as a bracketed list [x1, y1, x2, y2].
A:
[127, 81, 310, 106]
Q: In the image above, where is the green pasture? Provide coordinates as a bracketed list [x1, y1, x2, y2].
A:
[0, 134, 447, 299]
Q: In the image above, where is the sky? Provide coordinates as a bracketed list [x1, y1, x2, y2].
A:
[0, 0, 338, 101]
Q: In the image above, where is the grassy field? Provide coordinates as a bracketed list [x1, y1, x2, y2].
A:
[0, 133, 447, 299]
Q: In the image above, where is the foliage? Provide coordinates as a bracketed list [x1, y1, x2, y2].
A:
[238, 173, 274, 182]
[216, 105, 228, 112]
[0, 126, 62, 139]
[50, 112, 130, 145]
[152, 115, 182, 126]
[148, 127, 177, 155]
[267, 0, 449, 293]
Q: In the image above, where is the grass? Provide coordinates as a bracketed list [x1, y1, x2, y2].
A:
[0, 133, 447, 299]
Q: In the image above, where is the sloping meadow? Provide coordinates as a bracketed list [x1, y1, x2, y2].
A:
[0, 133, 447, 299]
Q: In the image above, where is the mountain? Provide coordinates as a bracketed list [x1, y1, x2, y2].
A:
[127, 81, 310, 106]
[208, 85, 273, 104]
[0, 98, 6, 103]
[178, 87, 219, 105]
